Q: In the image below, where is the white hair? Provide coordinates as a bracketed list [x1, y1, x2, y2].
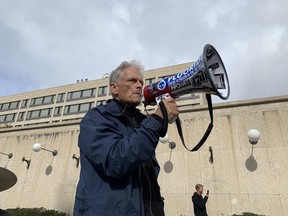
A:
[109, 60, 144, 84]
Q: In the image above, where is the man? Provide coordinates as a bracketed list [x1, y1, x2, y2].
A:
[74, 60, 179, 216]
[192, 184, 209, 216]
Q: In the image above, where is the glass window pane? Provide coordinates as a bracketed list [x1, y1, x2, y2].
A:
[57, 93, 65, 102]
[17, 112, 25, 121]
[5, 114, 15, 122]
[2, 103, 9, 110]
[98, 86, 107, 96]
[54, 107, 62, 116]
[21, 99, 29, 108]
[69, 104, 79, 113]
[40, 109, 51, 117]
[79, 103, 90, 112]
[70, 91, 81, 100]
[82, 89, 94, 98]
[34, 98, 43, 106]
[0, 115, 5, 122]
[30, 110, 40, 119]
[64, 106, 69, 114]
[43, 95, 54, 104]
[145, 78, 156, 85]
[9, 101, 19, 109]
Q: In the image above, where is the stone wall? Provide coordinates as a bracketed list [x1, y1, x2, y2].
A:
[0, 95, 287, 215]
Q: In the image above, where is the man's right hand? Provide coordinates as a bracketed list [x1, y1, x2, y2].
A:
[154, 97, 179, 123]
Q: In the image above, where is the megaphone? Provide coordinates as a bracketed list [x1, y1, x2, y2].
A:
[143, 44, 230, 105]
[143, 44, 230, 152]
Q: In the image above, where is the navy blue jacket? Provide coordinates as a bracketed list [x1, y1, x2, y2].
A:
[74, 100, 164, 216]
[192, 192, 208, 216]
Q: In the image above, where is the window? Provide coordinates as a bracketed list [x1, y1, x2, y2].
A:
[43, 95, 54, 104]
[82, 89, 95, 98]
[5, 114, 16, 122]
[1, 103, 9, 110]
[40, 108, 51, 117]
[0, 115, 5, 122]
[17, 112, 25, 121]
[21, 99, 29, 108]
[67, 88, 96, 101]
[96, 100, 106, 106]
[30, 95, 55, 106]
[0, 101, 20, 111]
[27, 108, 52, 120]
[98, 86, 107, 97]
[54, 107, 62, 116]
[64, 102, 93, 114]
[57, 93, 65, 102]
[145, 78, 156, 85]
[9, 101, 19, 109]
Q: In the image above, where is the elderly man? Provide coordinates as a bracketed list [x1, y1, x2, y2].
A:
[74, 60, 179, 216]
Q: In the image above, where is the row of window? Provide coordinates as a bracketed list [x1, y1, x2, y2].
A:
[0, 101, 20, 111]
[0, 87, 110, 112]
[0, 101, 97, 123]
[0, 113, 16, 123]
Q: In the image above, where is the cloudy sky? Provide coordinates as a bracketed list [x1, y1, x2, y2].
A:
[0, 0, 287, 102]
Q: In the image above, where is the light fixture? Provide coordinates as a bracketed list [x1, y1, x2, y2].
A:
[159, 134, 169, 143]
[32, 143, 58, 156]
[209, 146, 214, 163]
[72, 154, 80, 168]
[0, 151, 13, 159]
[22, 157, 31, 169]
[159, 134, 176, 150]
[247, 129, 261, 145]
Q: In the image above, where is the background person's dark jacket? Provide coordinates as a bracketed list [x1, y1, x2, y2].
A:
[192, 192, 208, 216]
[74, 99, 164, 216]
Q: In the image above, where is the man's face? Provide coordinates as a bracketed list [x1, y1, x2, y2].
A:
[110, 66, 143, 107]
[197, 186, 204, 194]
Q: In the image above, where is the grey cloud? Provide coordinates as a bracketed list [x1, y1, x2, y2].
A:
[0, 0, 287, 102]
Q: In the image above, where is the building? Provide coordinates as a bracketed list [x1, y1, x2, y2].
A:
[0, 62, 288, 216]
[0, 62, 204, 128]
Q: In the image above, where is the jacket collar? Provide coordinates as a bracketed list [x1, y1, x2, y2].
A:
[101, 99, 144, 118]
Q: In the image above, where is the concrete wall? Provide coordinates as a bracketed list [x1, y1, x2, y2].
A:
[0, 95, 288, 216]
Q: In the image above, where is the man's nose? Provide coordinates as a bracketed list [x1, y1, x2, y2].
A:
[136, 80, 143, 88]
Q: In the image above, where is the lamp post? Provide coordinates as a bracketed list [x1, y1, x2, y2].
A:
[247, 129, 261, 145]
[159, 134, 176, 149]
[0, 151, 13, 159]
[32, 143, 58, 156]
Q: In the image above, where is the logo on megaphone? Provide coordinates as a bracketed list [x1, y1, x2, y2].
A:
[143, 44, 230, 105]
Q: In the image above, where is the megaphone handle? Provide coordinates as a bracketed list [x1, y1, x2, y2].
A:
[158, 100, 168, 137]
[176, 94, 214, 152]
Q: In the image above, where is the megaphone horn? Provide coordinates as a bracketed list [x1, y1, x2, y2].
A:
[143, 44, 230, 105]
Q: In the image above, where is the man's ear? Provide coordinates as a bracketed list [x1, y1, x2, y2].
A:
[110, 83, 118, 96]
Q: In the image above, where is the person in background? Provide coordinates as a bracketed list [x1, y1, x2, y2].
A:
[73, 60, 179, 216]
[192, 184, 209, 216]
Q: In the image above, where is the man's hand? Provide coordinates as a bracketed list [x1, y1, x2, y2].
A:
[206, 190, 209, 197]
[154, 97, 179, 123]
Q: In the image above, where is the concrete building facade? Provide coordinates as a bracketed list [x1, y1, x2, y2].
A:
[0, 62, 287, 215]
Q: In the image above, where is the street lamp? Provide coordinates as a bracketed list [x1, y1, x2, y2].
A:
[32, 143, 58, 156]
[0, 151, 13, 159]
[159, 134, 176, 149]
[247, 129, 261, 145]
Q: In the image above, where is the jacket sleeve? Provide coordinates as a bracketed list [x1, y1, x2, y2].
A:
[78, 108, 163, 178]
[192, 195, 208, 210]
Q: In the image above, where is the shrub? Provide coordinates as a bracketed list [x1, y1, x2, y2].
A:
[6, 207, 69, 216]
